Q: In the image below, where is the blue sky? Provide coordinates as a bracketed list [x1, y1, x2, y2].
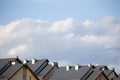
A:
[0, 0, 120, 24]
[0, 0, 120, 73]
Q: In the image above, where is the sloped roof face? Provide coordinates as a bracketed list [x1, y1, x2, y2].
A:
[0, 58, 16, 70]
[38, 64, 53, 78]
[49, 66, 91, 80]
[104, 70, 113, 76]
[27, 59, 48, 73]
[0, 64, 23, 79]
[87, 71, 102, 80]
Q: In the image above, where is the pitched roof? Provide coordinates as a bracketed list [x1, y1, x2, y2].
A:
[0, 64, 39, 80]
[49, 66, 92, 80]
[87, 70, 102, 80]
[104, 70, 113, 76]
[27, 59, 49, 73]
[0, 64, 23, 79]
[0, 58, 16, 71]
[38, 64, 53, 78]
[94, 65, 108, 70]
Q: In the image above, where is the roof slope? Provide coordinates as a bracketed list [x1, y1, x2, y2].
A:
[87, 71, 102, 80]
[38, 64, 53, 78]
[49, 66, 91, 80]
[104, 70, 113, 76]
[0, 58, 16, 71]
[0, 64, 23, 79]
[27, 59, 48, 73]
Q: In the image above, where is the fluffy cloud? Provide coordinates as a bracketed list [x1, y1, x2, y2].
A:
[8, 44, 27, 56]
[0, 16, 120, 73]
[49, 17, 75, 33]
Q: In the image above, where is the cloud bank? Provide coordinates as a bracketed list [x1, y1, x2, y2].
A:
[0, 16, 120, 73]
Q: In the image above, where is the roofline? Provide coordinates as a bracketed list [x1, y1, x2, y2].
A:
[42, 65, 57, 79]
[25, 64, 39, 80]
[93, 71, 109, 80]
[9, 64, 39, 80]
[0, 57, 21, 74]
[102, 71, 109, 80]
[80, 67, 92, 80]
[9, 65, 23, 80]
[34, 59, 49, 73]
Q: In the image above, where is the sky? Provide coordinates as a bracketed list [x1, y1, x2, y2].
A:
[0, 0, 120, 73]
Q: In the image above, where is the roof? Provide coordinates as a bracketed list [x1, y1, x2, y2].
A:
[104, 70, 113, 76]
[0, 64, 39, 80]
[94, 65, 108, 70]
[49, 66, 92, 80]
[27, 59, 49, 73]
[87, 71, 102, 80]
[0, 58, 17, 71]
[38, 64, 53, 78]
[0, 64, 23, 79]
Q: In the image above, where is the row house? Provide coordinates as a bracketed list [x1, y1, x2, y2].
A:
[0, 57, 58, 80]
[0, 58, 39, 80]
[0, 57, 119, 80]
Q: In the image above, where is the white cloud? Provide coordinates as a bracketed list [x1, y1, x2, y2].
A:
[0, 16, 120, 73]
[83, 20, 94, 27]
[8, 44, 27, 56]
[49, 17, 74, 33]
[80, 35, 120, 48]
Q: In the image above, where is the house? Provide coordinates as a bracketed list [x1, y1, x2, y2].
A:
[49, 65, 109, 80]
[24, 59, 58, 80]
[0, 58, 39, 80]
[0, 58, 58, 80]
[0, 58, 119, 80]
[104, 70, 118, 80]
[89, 65, 118, 80]
[37, 62, 58, 80]
[116, 75, 120, 80]
[87, 70, 108, 80]
[0, 57, 22, 76]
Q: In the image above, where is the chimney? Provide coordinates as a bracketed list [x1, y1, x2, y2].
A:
[11, 61, 16, 65]
[102, 68, 105, 71]
[32, 58, 36, 64]
[66, 65, 70, 71]
[112, 68, 115, 71]
[23, 59, 27, 64]
[88, 64, 92, 67]
[51, 62, 58, 66]
[75, 65, 79, 70]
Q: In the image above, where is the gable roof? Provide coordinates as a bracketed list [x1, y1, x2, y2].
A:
[0, 58, 22, 75]
[0, 64, 23, 79]
[104, 70, 118, 79]
[38, 64, 53, 78]
[87, 70, 102, 80]
[27, 59, 49, 73]
[0, 64, 39, 80]
[104, 70, 113, 76]
[0, 58, 17, 71]
[94, 65, 109, 70]
[49, 66, 92, 80]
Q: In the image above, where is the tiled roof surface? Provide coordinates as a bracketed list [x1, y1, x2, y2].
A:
[49, 66, 91, 80]
[87, 71, 102, 80]
[0, 64, 23, 79]
[27, 59, 48, 73]
[0, 58, 16, 70]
